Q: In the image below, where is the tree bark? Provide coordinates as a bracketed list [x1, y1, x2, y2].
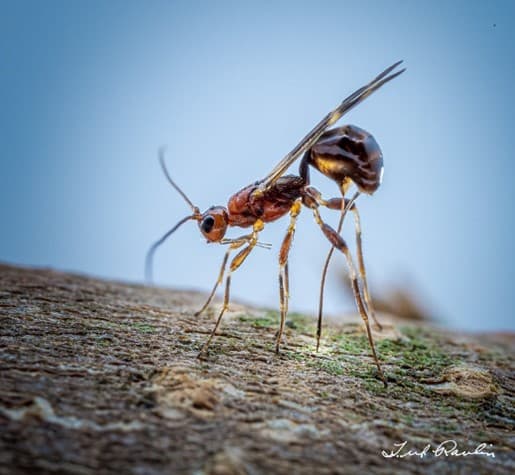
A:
[0, 263, 513, 475]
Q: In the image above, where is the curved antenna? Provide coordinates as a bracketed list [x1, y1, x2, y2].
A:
[145, 215, 195, 283]
[159, 147, 199, 214]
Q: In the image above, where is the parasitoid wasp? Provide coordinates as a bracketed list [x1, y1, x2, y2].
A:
[146, 61, 405, 386]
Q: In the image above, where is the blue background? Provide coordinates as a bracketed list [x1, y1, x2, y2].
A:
[1, 1, 514, 331]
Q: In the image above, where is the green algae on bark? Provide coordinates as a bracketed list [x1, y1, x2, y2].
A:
[0, 263, 513, 475]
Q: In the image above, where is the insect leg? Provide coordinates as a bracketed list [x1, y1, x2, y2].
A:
[283, 262, 290, 317]
[198, 221, 264, 357]
[349, 203, 382, 331]
[197, 272, 233, 357]
[315, 200, 347, 352]
[316, 196, 382, 349]
[195, 247, 232, 317]
[276, 201, 301, 353]
[311, 207, 387, 386]
[303, 189, 357, 351]
[197, 229, 269, 317]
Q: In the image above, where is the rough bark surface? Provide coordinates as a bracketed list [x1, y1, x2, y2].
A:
[0, 263, 513, 475]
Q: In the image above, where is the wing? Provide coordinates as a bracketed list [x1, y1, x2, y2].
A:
[257, 60, 405, 191]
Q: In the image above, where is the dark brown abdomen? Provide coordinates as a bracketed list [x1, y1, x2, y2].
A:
[227, 176, 305, 228]
[301, 124, 383, 194]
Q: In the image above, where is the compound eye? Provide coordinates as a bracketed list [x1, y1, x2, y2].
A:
[201, 216, 215, 234]
[198, 206, 228, 242]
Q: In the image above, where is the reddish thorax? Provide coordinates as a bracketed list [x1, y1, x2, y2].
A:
[227, 176, 305, 228]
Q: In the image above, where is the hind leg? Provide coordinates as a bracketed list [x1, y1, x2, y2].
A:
[311, 206, 387, 386]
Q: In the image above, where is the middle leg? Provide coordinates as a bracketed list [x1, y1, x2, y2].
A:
[276, 200, 301, 353]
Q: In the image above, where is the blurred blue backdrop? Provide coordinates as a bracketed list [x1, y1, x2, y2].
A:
[1, 1, 514, 331]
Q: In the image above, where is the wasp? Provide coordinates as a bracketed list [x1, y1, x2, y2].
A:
[146, 61, 405, 386]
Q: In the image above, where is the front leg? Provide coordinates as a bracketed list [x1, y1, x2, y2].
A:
[195, 247, 232, 317]
[198, 220, 264, 357]
[196, 232, 262, 317]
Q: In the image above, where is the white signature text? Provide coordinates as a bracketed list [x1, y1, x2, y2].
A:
[381, 440, 495, 459]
